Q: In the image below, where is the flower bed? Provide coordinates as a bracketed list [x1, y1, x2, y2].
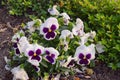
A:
[5, 6, 105, 80]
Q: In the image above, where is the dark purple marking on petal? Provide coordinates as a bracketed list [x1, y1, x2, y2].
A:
[79, 53, 84, 59]
[51, 54, 55, 58]
[46, 56, 54, 64]
[31, 56, 41, 61]
[67, 59, 75, 67]
[36, 49, 41, 55]
[79, 59, 89, 65]
[50, 32, 55, 38]
[45, 33, 51, 39]
[50, 24, 57, 31]
[16, 38, 19, 42]
[43, 27, 49, 33]
[13, 43, 18, 48]
[86, 53, 91, 59]
[46, 50, 50, 55]
[16, 48, 20, 54]
[32, 65, 39, 72]
[28, 50, 34, 56]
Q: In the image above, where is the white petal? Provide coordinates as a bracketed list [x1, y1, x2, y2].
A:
[11, 66, 29, 80]
[18, 36, 30, 53]
[96, 43, 105, 53]
[48, 5, 59, 15]
[27, 57, 41, 66]
[59, 30, 73, 39]
[60, 12, 70, 20]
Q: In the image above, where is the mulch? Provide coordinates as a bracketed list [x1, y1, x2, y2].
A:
[0, 7, 120, 80]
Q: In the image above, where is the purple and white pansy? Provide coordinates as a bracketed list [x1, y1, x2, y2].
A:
[25, 44, 44, 66]
[62, 56, 76, 68]
[40, 17, 59, 40]
[60, 12, 70, 25]
[74, 44, 95, 65]
[44, 47, 59, 64]
[72, 18, 85, 36]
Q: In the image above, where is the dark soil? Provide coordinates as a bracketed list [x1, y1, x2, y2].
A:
[0, 7, 120, 80]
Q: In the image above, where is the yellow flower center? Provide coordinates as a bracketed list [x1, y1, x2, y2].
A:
[83, 56, 86, 59]
[48, 29, 52, 32]
[33, 53, 37, 56]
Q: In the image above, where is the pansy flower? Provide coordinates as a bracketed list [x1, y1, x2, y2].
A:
[72, 18, 85, 36]
[60, 12, 70, 25]
[11, 66, 29, 80]
[59, 30, 73, 40]
[48, 5, 59, 15]
[14, 36, 29, 56]
[62, 56, 76, 68]
[26, 44, 44, 66]
[40, 17, 59, 40]
[44, 47, 59, 64]
[59, 30, 73, 51]
[25, 19, 42, 33]
[74, 44, 95, 65]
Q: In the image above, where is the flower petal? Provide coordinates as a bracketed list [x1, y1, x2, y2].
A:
[31, 56, 41, 61]
[46, 56, 55, 64]
[86, 53, 91, 59]
[46, 50, 50, 55]
[28, 50, 34, 56]
[50, 24, 56, 31]
[51, 54, 55, 58]
[36, 49, 41, 55]
[16, 48, 20, 54]
[79, 59, 89, 65]
[13, 43, 18, 48]
[50, 32, 55, 38]
[79, 53, 84, 59]
[45, 33, 51, 39]
[43, 27, 49, 33]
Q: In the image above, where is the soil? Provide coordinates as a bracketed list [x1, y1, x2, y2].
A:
[0, 7, 120, 80]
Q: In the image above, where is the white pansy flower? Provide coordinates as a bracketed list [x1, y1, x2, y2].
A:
[96, 43, 105, 53]
[40, 17, 59, 40]
[11, 66, 29, 80]
[44, 47, 59, 64]
[48, 5, 59, 15]
[60, 12, 70, 25]
[59, 30, 73, 39]
[89, 31, 96, 39]
[18, 36, 30, 53]
[72, 18, 85, 36]
[25, 19, 42, 33]
[74, 44, 95, 65]
[80, 33, 90, 45]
